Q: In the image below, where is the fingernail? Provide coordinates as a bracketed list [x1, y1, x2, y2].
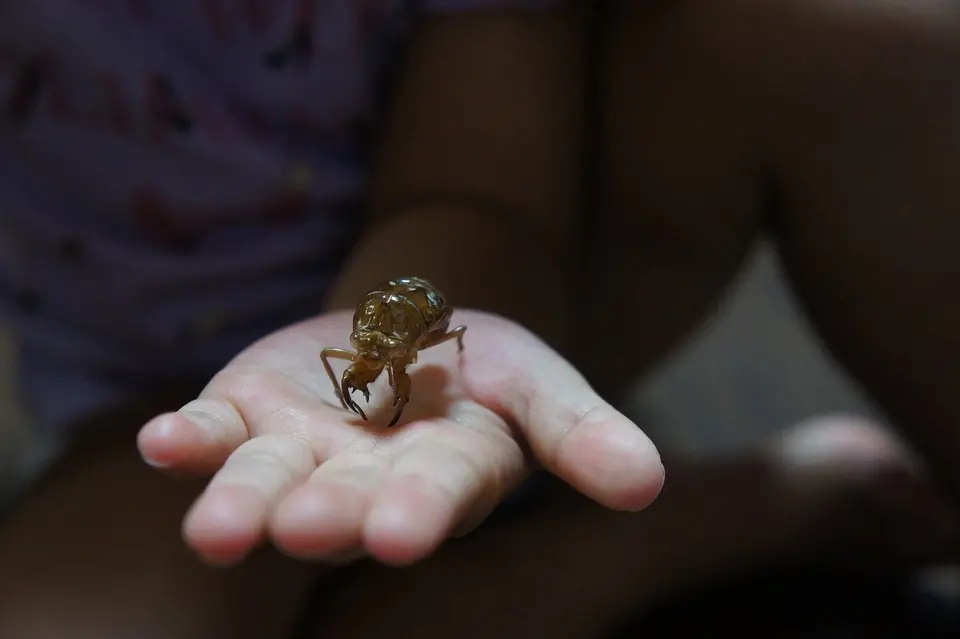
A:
[137, 417, 174, 467]
[179, 408, 221, 441]
[142, 454, 170, 469]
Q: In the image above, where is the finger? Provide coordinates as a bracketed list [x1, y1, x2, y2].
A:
[137, 398, 250, 475]
[465, 320, 664, 512]
[269, 452, 390, 561]
[183, 434, 317, 566]
[364, 419, 523, 566]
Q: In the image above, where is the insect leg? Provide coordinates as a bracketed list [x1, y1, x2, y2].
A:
[342, 361, 386, 421]
[320, 347, 356, 410]
[388, 366, 411, 428]
[341, 372, 368, 421]
[421, 324, 467, 353]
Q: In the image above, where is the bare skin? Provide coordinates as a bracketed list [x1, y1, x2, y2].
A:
[589, 0, 960, 504]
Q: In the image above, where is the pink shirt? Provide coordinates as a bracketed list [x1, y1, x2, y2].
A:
[0, 0, 556, 434]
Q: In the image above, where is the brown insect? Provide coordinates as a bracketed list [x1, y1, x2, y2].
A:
[320, 277, 466, 427]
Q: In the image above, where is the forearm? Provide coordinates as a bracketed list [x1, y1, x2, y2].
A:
[323, 206, 573, 352]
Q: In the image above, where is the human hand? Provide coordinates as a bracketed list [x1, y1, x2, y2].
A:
[137, 309, 663, 567]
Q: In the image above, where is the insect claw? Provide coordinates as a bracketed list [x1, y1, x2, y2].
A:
[352, 400, 368, 421]
[347, 394, 367, 420]
[353, 386, 370, 418]
[341, 378, 368, 421]
[388, 399, 407, 427]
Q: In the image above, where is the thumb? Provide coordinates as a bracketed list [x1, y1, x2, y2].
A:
[462, 313, 665, 511]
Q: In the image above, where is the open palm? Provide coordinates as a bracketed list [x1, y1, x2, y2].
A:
[138, 309, 663, 566]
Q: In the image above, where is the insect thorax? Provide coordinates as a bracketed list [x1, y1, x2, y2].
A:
[385, 277, 451, 330]
[350, 277, 453, 362]
[353, 293, 423, 347]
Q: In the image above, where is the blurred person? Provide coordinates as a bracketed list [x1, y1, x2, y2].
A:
[0, 2, 650, 637]
[4, 1, 960, 638]
[153, 0, 960, 636]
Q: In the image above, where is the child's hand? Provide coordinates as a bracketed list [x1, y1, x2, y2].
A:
[137, 310, 663, 567]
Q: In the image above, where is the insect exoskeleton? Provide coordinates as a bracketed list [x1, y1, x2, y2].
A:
[320, 277, 466, 427]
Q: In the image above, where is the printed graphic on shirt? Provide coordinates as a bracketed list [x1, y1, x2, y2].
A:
[0, 1, 394, 249]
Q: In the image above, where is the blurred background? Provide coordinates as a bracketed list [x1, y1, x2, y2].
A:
[621, 240, 876, 457]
